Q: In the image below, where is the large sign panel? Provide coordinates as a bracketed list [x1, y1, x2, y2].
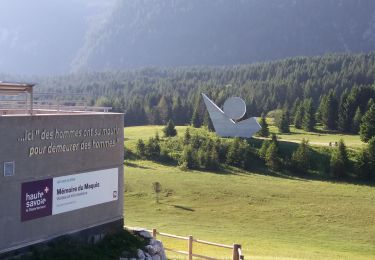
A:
[21, 168, 118, 222]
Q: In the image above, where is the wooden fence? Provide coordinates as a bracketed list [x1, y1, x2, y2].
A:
[150, 228, 244, 260]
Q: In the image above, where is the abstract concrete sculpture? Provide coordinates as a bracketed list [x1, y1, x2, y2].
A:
[202, 93, 261, 138]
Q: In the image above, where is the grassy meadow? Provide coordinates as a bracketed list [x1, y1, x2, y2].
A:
[124, 126, 375, 259]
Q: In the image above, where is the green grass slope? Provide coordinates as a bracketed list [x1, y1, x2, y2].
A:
[124, 126, 375, 259]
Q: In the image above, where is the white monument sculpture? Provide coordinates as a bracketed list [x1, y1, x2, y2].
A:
[202, 93, 261, 138]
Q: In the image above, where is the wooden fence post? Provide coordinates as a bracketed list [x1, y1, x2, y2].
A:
[152, 228, 157, 239]
[233, 244, 240, 260]
[188, 235, 193, 260]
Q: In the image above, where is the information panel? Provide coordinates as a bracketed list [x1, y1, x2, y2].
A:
[21, 168, 118, 222]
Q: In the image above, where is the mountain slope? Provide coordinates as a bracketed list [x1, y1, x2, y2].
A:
[72, 0, 375, 72]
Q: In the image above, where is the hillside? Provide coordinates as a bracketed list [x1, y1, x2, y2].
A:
[1, 0, 375, 75]
[72, 0, 375, 72]
[124, 126, 375, 259]
[33, 52, 375, 127]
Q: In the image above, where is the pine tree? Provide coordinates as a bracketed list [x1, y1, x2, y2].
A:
[294, 103, 304, 129]
[337, 91, 351, 132]
[259, 140, 270, 159]
[320, 90, 338, 130]
[163, 120, 177, 137]
[265, 142, 280, 171]
[291, 98, 301, 122]
[191, 109, 201, 128]
[330, 139, 349, 178]
[145, 137, 161, 159]
[302, 99, 315, 131]
[352, 107, 362, 134]
[368, 136, 375, 179]
[258, 113, 270, 137]
[203, 110, 214, 131]
[291, 139, 310, 174]
[226, 138, 243, 166]
[184, 127, 191, 144]
[278, 109, 290, 133]
[180, 145, 195, 170]
[360, 103, 375, 142]
[157, 95, 171, 124]
[136, 139, 146, 157]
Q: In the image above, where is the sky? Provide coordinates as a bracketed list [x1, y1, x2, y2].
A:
[0, 0, 116, 75]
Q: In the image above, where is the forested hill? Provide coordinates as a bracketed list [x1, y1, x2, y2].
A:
[31, 52, 375, 128]
[72, 0, 375, 72]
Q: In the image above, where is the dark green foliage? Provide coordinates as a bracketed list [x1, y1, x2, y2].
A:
[226, 138, 244, 167]
[294, 103, 304, 129]
[265, 135, 281, 170]
[352, 107, 362, 134]
[320, 90, 338, 130]
[135, 139, 146, 158]
[355, 148, 371, 180]
[36, 52, 375, 128]
[277, 109, 290, 133]
[163, 120, 177, 137]
[302, 99, 315, 131]
[144, 136, 161, 159]
[203, 110, 214, 131]
[357, 136, 375, 180]
[368, 137, 375, 179]
[266, 142, 280, 171]
[184, 127, 191, 144]
[337, 90, 351, 132]
[259, 140, 270, 160]
[291, 139, 311, 174]
[258, 113, 270, 137]
[330, 139, 349, 178]
[360, 103, 375, 142]
[191, 109, 201, 128]
[17, 229, 148, 260]
[179, 145, 195, 170]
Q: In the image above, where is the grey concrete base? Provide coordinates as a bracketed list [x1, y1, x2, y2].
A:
[0, 218, 124, 258]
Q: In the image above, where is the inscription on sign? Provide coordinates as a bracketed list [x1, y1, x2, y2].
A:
[16, 126, 120, 158]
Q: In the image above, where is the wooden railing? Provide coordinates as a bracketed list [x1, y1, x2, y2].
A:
[150, 228, 244, 260]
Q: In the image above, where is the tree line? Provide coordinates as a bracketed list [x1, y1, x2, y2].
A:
[33, 52, 375, 129]
[132, 125, 375, 181]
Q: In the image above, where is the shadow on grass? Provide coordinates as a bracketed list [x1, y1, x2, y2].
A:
[172, 205, 195, 212]
[124, 161, 153, 170]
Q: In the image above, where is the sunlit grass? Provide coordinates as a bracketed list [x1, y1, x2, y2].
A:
[124, 160, 375, 259]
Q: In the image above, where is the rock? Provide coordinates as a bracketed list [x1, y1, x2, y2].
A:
[145, 245, 157, 255]
[151, 255, 161, 260]
[150, 240, 166, 259]
[138, 230, 153, 239]
[137, 249, 146, 259]
[145, 252, 152, 260]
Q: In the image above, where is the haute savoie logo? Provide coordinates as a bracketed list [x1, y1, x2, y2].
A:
[21, 178, 53, 221]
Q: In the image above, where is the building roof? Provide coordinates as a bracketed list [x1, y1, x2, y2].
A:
[0, 82, 35, 95]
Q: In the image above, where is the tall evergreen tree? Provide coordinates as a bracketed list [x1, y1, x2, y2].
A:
[163, 120, 177, 137]
[291, 139, 311, 174]
[258, 113, 270, 137]
[191, 108, 201, 128]
[294, 103, 304, 129]
[352, 107, 362, 134]
[320, 90, 338, 130]
[337, 91, 351, 132]
[266, 142, 280, 171]
[330, 139, 349, 178]
[360, 103, 375, 142]
[277, 109, 290, 133]
[302, 99, 315, 131]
